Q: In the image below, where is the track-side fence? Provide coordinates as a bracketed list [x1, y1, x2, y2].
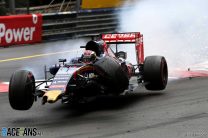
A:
[42, 10, 119, 40]
[0, 10, 119, 47]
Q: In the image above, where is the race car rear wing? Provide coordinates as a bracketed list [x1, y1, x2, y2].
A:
[101, 32, 144, 64]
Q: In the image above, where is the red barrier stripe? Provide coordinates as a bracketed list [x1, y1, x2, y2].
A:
[181, 71, 208, 78]
[0, 82, 9, 93]
[170, 70, 208, 78]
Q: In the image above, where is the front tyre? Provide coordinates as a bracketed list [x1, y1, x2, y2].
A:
[143, 56, 168, 90]
[9, 70, 35, 110]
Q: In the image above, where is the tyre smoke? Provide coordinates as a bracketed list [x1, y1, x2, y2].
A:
[119, 0, 208, 69]
[20, 39, 86, 80]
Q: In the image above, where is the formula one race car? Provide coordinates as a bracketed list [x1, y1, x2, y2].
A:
[9, 32, 168, 110]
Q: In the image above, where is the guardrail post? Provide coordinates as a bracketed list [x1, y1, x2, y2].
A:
[9, 0, 15, 14]
[76, 0, 81, 12]
[26, 0, 30, 14]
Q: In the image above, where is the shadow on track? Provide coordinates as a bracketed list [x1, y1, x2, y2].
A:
[52, 92, 165, 116]
[9, 92, 165, 128]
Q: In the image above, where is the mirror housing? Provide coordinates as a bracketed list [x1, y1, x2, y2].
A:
[49, 64, 60, 75]
[80, 46, 86, 48]
[59, 59, 67, 65]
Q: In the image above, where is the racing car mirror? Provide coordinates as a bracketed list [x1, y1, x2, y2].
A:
[80, 46, 86, 48]
[115, 51, 127, 60]
[59, 59, 67, 65]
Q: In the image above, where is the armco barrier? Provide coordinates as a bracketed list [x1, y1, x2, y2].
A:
[42, 10, 119, 40]
[0, 14, 42, 47]
[0, 10, 119, 46]
[16, 1, 77, 14]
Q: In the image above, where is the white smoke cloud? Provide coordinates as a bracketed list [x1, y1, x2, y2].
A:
[119, 0, 208, 69]
[21, 39, 86, 80]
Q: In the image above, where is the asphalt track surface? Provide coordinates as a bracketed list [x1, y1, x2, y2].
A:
[1, 40, 208, 138]
[0, 39, 87, 82]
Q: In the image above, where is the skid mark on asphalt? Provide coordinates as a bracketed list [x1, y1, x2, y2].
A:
[0, 49, 81, 63]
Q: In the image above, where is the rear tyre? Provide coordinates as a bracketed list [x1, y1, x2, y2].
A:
[94, 56, 129, 93]
[143, 56, 168, 90]
[9, 70, 35, 110]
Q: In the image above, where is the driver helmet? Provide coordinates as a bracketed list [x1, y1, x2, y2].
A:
[82, 50, 97, 63]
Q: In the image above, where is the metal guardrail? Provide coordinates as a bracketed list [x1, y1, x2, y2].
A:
[0, 1, 5, 7]
[42, 10, 119, 40]
[16, 1, 77, 14]
[0, 1, 7, 16]
[0, 2, 5, 6]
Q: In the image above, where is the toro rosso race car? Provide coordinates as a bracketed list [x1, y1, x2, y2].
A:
[9, 32, 168, 110]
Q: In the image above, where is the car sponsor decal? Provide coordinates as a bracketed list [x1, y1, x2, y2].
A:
[53, 77, 69, 80]
[48, 67, 80, 91]
[49, 85, 66, 88]
[51, 80, 68, 84]
[102, 33, 137, 43]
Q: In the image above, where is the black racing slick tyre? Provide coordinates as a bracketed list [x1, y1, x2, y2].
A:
[143, 56, 168, 90]
[9, 70, 35, 110]
[94, 56, 129, 93]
